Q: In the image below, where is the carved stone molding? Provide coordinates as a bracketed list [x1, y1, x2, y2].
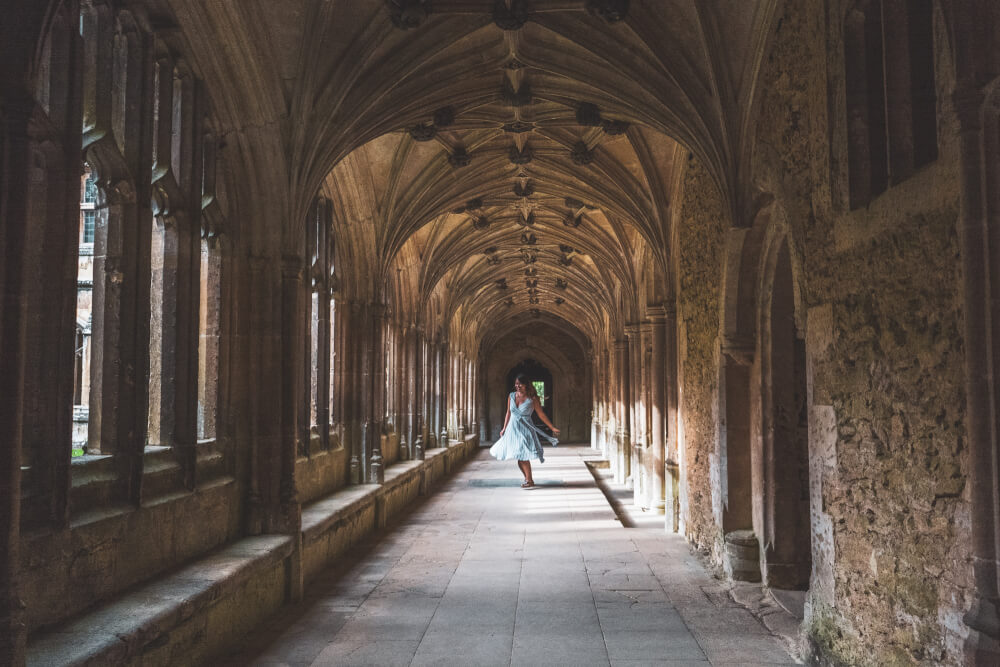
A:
[502, 79, 532, 106]
[721, 335, 754, 367]
[602, 119, 630, 135]
[576, 102, 602, 126]
[514, 181, 535, 197]
[433, 106, 455, 127]
[509, 145, 533, 164]
[386, 0, 430, 29]
[448, 146, 471, 167]
[586, 0, 629, 23]
[570, 141, 594, 165]
[493, 0, 529, 30]
[503, 121, 533, 133]
[409, 123, 436, 141]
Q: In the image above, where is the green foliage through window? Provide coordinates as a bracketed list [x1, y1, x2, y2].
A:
[532, 381, 545, 405]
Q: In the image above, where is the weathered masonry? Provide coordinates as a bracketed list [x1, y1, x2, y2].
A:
[3, 1, 1000, 665]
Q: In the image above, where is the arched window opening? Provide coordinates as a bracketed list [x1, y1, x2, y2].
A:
[762, 240, 811, 593]
[74, 163, 97, 456]
[907, 0, 937, 168]
[307, 197, 334, 453]
[844, 1, 888, 208]
[844, 0, 937, 207]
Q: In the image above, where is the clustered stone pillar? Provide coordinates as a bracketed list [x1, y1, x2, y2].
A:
[614, 338, 631, 485]
[664, 306, 680, 531]
[647, 308, 667, 515]
[626, 324, 642, 497]
[438, 340, 448, 444]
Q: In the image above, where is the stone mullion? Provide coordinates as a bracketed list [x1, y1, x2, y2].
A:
[173, 74, 205, 488]
[331, 295, 345, 438]
[314, 202, 332, 452]
[84, 24, 154, 507]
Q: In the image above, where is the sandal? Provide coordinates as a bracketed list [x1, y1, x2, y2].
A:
[521, 481, 535, 489]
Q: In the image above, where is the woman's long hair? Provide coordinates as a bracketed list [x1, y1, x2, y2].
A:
[516, 373, 539, 400]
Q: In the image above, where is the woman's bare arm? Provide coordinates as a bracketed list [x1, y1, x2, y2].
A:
[500, 399, 511, 436]
[533, 401, 560, 434]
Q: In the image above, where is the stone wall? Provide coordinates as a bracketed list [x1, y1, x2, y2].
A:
[674, 157, 727, 554]
[671, 0, 973, 662]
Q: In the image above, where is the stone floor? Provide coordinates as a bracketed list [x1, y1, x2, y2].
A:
[224, 445, 799, 667]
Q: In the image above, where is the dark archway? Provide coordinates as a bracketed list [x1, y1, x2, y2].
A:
[506, 358, 554, 435]
[762, 239, 811, 591]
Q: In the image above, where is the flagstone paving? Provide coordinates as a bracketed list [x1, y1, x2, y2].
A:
[224, 445, 799, 667]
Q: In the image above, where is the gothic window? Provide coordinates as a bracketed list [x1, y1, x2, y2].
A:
[307, 197, 335, 453]
[844, 0, 888, 208]
[198, 135, 224, 441]
[844, 0, 938, 208]
[907, 0, 937, 168]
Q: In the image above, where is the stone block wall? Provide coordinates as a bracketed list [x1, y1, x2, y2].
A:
[672, 0, 973, 663]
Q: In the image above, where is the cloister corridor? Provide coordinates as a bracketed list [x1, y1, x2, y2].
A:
[9, 1, 1000, 665]
[224, 446, 796, 667]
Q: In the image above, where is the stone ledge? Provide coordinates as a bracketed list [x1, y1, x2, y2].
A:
[26, 535, 294, 667]
[25, 436, 479, 667]
[300, 438, 477, 582]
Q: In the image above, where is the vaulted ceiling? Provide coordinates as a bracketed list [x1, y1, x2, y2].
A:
[152, 0, 780, 349]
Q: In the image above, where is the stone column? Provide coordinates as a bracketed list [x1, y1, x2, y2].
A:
[347, 302, 362, 483]
[647, 309, 667, 514]
[955, 85, 1000, 664]
[438, 340, 448, 442]
[0, 93, 34, 667]
[614, 338, 630, 485]
[626, 324, 641, 497]
[664, 305, 680, 532]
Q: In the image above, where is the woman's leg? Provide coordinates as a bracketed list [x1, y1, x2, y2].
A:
[519, 460, 534, 485]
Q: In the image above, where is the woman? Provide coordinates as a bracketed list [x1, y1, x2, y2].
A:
[490, 374, 560, 488]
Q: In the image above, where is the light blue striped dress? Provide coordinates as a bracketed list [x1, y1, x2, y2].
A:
[489, 392, 558, 463]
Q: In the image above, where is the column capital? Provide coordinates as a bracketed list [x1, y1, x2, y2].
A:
[646, 304, 668, 322]
[722, 335, 754, 367]
[624, 323, 640, 336]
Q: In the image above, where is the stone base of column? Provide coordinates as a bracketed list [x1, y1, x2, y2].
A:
[965, 597, 1000, 666]
[665, 462, 680, 532]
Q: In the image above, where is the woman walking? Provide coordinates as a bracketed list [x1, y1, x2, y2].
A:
[490, 374, 560, 488]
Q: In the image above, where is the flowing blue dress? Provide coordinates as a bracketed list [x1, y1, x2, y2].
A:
[489, 392, 558, 463]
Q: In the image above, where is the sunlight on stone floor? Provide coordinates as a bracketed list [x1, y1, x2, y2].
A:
[223, 446, 799, 667]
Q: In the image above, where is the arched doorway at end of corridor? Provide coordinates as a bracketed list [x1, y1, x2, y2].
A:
[506, 359, 554, 436]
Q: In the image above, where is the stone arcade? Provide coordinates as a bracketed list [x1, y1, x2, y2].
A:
[3, 1, 1000, 665]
